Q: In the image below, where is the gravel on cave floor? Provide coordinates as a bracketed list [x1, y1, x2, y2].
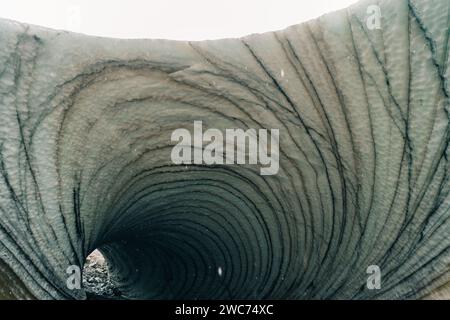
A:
[82, 250, 122, 299]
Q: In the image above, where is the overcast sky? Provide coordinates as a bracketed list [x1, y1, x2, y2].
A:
[0, 0, 358, 40]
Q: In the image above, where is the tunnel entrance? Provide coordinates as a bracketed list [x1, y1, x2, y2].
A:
[82, 249, 122, 299]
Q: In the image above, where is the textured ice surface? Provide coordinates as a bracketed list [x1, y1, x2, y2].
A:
[0, 0, 450, 299]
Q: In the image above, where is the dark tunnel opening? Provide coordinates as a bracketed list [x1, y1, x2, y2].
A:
[79, 166, 290, 300]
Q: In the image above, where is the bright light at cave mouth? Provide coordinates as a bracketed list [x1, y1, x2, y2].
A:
[0, 0, 358, 40]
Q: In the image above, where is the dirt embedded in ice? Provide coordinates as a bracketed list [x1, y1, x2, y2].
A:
[82, 249, 122, 299]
